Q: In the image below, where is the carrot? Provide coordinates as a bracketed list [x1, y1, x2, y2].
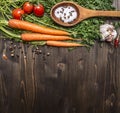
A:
[21, 33, 73, 41]
[0, 26, 72, 41]
[8, 19, 70, 36]
[46, 41, 84, 47]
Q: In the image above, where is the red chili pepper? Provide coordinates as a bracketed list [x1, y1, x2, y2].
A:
[114, 38, 119, 48]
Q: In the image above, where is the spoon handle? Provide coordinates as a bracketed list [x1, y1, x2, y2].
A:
[91, 10, 120, 17]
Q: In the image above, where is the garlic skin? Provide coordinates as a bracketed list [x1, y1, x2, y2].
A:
[100, 24, 117, 42]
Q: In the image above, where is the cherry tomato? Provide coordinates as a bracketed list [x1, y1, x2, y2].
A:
[33, 4, 44, 17]
[12, 8, 24, 20]
[23, 2, 34, 14]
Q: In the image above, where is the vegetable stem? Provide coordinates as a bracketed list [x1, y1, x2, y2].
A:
[0, 19, 8, 26]
[0, 26, 20, 39]
[26, 15, 72, 33]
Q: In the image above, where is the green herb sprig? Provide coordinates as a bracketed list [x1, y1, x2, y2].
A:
[0, 0, 117, 46]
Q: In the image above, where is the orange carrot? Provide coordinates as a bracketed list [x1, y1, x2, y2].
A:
[21, 33, 73, 41]
[8, 19, 70, 36]
[46, 41, 84, 47]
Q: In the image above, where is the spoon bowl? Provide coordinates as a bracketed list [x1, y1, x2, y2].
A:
[50, 1, 80, 27]
[50, 1, 120, 27]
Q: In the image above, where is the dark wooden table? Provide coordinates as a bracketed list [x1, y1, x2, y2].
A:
[0, 0, 120, 113]
[0, 39, 120, 113]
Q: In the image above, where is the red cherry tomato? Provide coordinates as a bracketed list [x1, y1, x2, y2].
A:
[23, 2, 34, 14]
[33, 4, 44, 17]
[12, 8, 24, 20]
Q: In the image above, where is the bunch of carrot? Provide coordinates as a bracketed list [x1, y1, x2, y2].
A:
[1, 19, 84, 47]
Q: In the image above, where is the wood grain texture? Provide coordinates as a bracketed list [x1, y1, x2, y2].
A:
[0, 38, 120, 113]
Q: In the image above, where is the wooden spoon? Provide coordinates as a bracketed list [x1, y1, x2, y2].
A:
[50, 1, 120, 27]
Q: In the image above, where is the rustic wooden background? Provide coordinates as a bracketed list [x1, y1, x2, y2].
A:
[0, 0, 120, 113]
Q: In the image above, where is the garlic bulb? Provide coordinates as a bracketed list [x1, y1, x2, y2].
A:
[100, 24, 117, 42]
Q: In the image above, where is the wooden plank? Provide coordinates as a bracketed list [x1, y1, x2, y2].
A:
[0, 39, 120, 113]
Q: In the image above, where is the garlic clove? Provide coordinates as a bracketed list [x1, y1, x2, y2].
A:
[112, 30, 117, 40]
[100, 31, 110, 41]
[106, 35, 114, 42]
